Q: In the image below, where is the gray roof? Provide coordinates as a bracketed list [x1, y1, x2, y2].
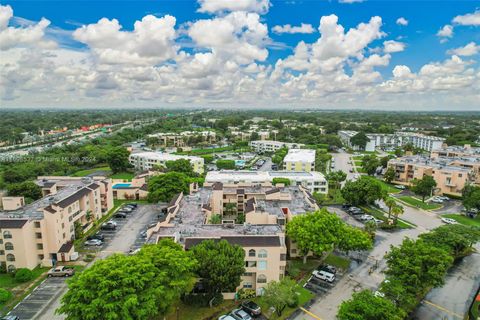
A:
[0, 219, 28, 229]
[184, 235, 281, 250]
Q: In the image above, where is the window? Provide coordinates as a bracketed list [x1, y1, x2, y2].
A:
[243, 282, 253, 289]
[291, 249, 297, 254]
[0, 250, 4, 255]
[280, 254, 287, 261]
[6, 254, 15, 261]
[245, 261, 257, 268]
[248, 249, 256, 257]
[38, 254, 45, 260]
[257, 274, 267, 283]
[34, 221, 41, 228]
[258, 261, 267, 270]
[4, 242, 13, 250]
[7, 265, 16, 273]
[37, 244, 43, 250]
[36, 233, 42, 239]
[258, 249, 267, 258]
[244, 272, 254, 276]
[3, 231, 12, 239]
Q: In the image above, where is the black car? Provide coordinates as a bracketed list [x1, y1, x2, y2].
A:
[101, 222, 116, 230]
[317, 264, 337, 275]
[114, 212, 127, 219]
[87, 233, 105, 241]
[241, 300, 261, 317]
[342, 204, 352, 209]
[127, 203, 138, 208]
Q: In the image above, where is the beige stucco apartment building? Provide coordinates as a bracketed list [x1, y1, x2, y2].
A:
[129, 151, 204, 174]
[0, 176, 114, 272]
[388, 153, 479, 196]
[283, 149, 316, 172]
[147, 182, 319, 297]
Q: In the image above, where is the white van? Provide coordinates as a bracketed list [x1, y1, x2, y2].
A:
[312, 270, 335, 283]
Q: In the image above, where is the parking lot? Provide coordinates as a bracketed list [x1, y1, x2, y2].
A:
[8, 203, 164, 320]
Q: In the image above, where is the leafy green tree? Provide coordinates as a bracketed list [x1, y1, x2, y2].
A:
[209, 214, 221, 224]
[272, 177, 291, 186]
[262, 277, 299, 316]
[361, 154, 380, 176]
[165, 159, 195, 176]
[58, 239, 197, 320]
[385, 238, 453, 299]
[363, 221, 377, 240]
[249, 132, 259, 141]
[326, 170, 347, 190]
[272, 147, 288, 165]
[420, 224, 480, 259]
[384, 198, 396, 220]
[106, 146, 131, 173]
[315, 149, 332, 173]
[191, 240, 245, 294]
[286, 209, 372, 263]
[411, 175, 437, 202]
[391, 205, 404, 224]
[7, 181, 42, 201]
[215, 159, 236, 170]
[384, 167, 396, 184]
[74, 221, 84, 239]
[341, 177, 386, 206]
[0, 288, 12, 303]
[350, 132, 369, 150]
[147, 172, 190, 203]
[462, 185, 480, 211]
[338, 290, 405, 320]
[201, 154, 214, 164]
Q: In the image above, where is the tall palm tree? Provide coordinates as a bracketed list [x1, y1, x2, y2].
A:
[385, 198, 396, 220]
[392, 205, 404, 225]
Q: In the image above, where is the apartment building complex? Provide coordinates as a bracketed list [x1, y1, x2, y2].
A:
[205, 170, 328, 194]
[0, 176, 114, 271]
[147, 182, 319, 297]
[388, 155, 480, 196]
[129, 151, 204, 174]
[146, 131, 216, 147]
[338, 130, 445, 152]
[249, 140, 305, 153]
[283, 149, 316, 172]
[431, 144, 480, 159]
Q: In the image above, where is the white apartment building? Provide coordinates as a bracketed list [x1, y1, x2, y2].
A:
[338, 130, 445, 152]
[205, 170, 328, 194]
[283, 149, 316, 172]
[249, 140, 305, 153]
[129, 152, 204, 174]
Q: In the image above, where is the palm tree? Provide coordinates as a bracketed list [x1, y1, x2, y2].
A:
[392, 205, 404, 225]
[385, 198, 396, 220]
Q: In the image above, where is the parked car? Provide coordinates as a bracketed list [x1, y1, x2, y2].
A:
[356, 214, 374, 222]
[85, 239, 103, 246]
[373, 218, 384, 224]
[218, 316, 237, 320]
[342, 204, 352, 209]
[140, 230, 147, 238]
[394, 185, 406, 190]
[241, 300, 261, 316]
[312, 270, 335, 283]
[441, 217, 457, 224]
[1, 316, 20, 320]
[127, 203, 138, 208]
[101, 221, 117, 230]
[87, 233, 105, 241]
[120, 207, 133, 212]
[47, 266, 75, 277]
[114, 212, 127, 218]
[230, 309, 252, 320]
[317, 264, 337, 275]
[431, 198, 444, 204]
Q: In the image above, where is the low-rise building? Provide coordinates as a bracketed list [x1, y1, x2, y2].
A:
[129, 151, 204, 174]
[249, 140, 305, 153]
[147, 182, 318, 297]
[205, 170, 328, 194]
[388, 155, 479, 196]
[338, 130, 445, 152]
[0, 176, 114, 271]
[431, 144, 480, 159]
[283, 149, 315, 172]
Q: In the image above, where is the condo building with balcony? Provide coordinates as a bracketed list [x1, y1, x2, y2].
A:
[0, 176, 114, 272]
[129, 151, 204, 174]
[249, 140, 305, 153]
[283, 149, 316, 172]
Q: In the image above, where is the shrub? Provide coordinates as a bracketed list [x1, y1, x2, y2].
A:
[237, 288, 256, 300]
[15, 268, 34, 283]
[0, 288, 12, 303]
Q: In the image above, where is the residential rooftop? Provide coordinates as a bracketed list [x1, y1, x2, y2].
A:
[283, 149, 316, 163]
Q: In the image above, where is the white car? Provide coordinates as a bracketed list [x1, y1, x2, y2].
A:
[312, 270, 335, 283]
[218, 316, 237, 320]
[431, 198, 444, 204]
[84, 239, 103, 246]
[230, 308, 252, 320]
[394, 185, 406, 190]
[357, 214, 375, 222]
[441, 217, 457, 224]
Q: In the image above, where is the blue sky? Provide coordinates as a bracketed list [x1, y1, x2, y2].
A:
[1, 0, 479, 109]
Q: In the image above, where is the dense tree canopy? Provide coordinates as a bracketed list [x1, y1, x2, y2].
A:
[411, 175, 437, 202]
[338, 290, 405, 320]
[341, 177, 386, 206]
[350, 132, 369, 150]
[361, 154, 380, 176]
[263, 277, 300, 316]
[7, 181, 42, 202]
[164, 159, 195, 176]
[106, 146, 131, 173]
[462, 185, 480, 211]
[147, 172, 190, 203]
[57, 239, 197, 320]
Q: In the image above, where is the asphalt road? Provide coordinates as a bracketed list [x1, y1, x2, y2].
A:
[413, 247, 480, 320]
[330, 150, 356, 183]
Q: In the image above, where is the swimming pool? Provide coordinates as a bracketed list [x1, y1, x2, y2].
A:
[235, 160, 246, 167]
[113, 183, 132, 189]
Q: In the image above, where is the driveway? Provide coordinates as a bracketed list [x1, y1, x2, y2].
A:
[8, 204, 163, 320]
[413, 247, 480, 320]
[331, 150, 356, 183]
[296, 205, 444, 320]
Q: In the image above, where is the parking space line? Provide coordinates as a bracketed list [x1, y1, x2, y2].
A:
[299, 307, 323, 320]
[422, 300, 463, 319]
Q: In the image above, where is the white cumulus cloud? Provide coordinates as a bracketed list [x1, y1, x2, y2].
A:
[272, 23, 314, 34]
[197, 0, 270, 14]
[453, 10, 480, 26]
[396, 17, 408, 26]
[383, 40, 405, 53]
[447, 42, 480, 56]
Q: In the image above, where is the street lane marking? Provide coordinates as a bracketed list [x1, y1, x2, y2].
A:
[423, 300, 463, 319]
[299, 307, 323, 320]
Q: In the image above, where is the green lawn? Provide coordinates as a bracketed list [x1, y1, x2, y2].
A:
[362, 176, 401, 194]
[397, 196, 442, 210]
[323, 253, 351, 270]
[361, 205, 413, 229]
[0, 267, 49, 289]
[442, 214, 480, 228]
[354, 160, 363, 166]
[110, 172, 135, 181]
[71, 166, 111, 177]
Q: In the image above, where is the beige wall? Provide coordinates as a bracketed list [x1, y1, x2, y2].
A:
[0, 221, 39, 271]
[1, 197, 25, 211]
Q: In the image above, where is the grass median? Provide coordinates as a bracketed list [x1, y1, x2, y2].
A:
[442, 214, 480, 228]
[397, 196, 442, 210]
